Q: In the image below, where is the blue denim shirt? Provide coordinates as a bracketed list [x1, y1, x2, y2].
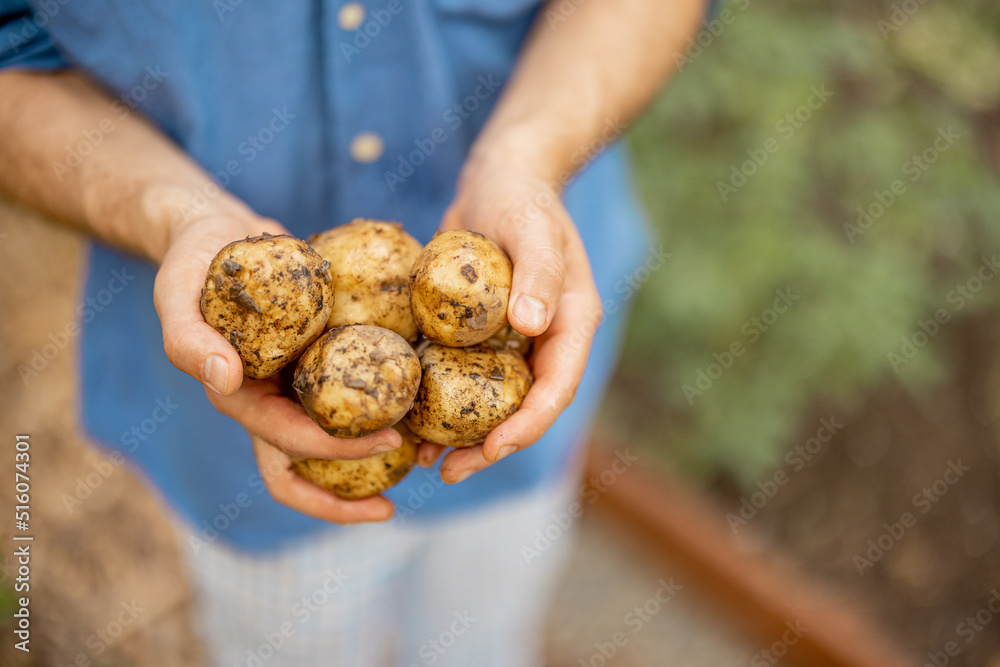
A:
[1, 0, 651, 551]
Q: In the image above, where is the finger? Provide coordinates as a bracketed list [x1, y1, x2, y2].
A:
[479, 235, 601, 466]
[208, 378, 403, 459]
[253, 436, 394, 524]
[439, 203, 463, 232]
[439, 314, 589, 480]
[497, 211, 568, 337]
[416, 442, 447, 468]
[154, 217, 287, 396]
[484, 289, 600, 462]
[154, 242, 245, 396]
[440, 301, 597, 480]
[439, 445, 490, 484]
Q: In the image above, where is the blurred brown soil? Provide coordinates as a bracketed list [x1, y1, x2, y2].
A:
[0, 199, 204, 667]
[710, 314, 1000, 667]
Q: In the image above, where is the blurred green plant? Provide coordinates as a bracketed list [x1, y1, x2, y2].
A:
[611, 0, 1000, 484]
[0, 583, 18, 617]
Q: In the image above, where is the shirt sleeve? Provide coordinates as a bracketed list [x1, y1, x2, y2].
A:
[0, 0, 68, 70]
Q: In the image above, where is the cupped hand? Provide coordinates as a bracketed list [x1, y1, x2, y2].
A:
[428, 165, 603, 483]
[152, 213, 406, 523]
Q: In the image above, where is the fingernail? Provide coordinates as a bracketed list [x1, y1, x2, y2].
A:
[494, 444, 518, 463]
[369, 443, 397, 455]
[448, 469, 474, 485]
[513, 294, 546, 331]
[202, 355, 229, 395]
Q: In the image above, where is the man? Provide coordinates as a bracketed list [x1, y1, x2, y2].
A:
[0, 0, 705, 664]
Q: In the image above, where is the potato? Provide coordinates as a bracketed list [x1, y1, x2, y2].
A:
[290, 423, 418, 500]
[293, 325, 421, 438]
[483, 323, 533, 358]
[405, 343, 532, 447]
[200, 233, 334, 379]
[409, 230, 512, 347]
[309, 219, 423, 341]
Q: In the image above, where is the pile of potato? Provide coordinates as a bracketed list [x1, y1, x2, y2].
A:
[200, 220, 533, 499]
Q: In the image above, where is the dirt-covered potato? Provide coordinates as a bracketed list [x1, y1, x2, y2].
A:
[293, 325, 421, 438]
[309, 219, 423, 341]
[483, 323, 533, 358]
[405, 343, 532, 447]
[409, 230, 512, 347]
[200, 233, 334, 379]
[290, 423, 418, 500]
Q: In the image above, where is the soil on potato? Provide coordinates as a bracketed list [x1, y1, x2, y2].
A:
[8, 196, 1000, 666]
[0, 200, 751, 667]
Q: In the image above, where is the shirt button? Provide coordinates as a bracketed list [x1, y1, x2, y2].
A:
[338, 2, 366, 30]
[350, 132, 384, 163]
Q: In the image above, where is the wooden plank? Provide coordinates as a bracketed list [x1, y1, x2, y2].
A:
[586, 445, 917, 667]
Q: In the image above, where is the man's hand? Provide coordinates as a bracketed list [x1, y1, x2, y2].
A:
[428, 161, 603, 484]
[418, 0, 706, 482]
[153, 214, 408, 523]
[0, 71, 420, 523]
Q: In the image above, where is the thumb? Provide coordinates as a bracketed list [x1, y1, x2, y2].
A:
[500, 213, 567, 337]
[154, 243, 245, 396]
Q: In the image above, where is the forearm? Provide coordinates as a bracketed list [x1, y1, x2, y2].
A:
[0, 69, 253, 263]
[469, 0, 706, 187]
